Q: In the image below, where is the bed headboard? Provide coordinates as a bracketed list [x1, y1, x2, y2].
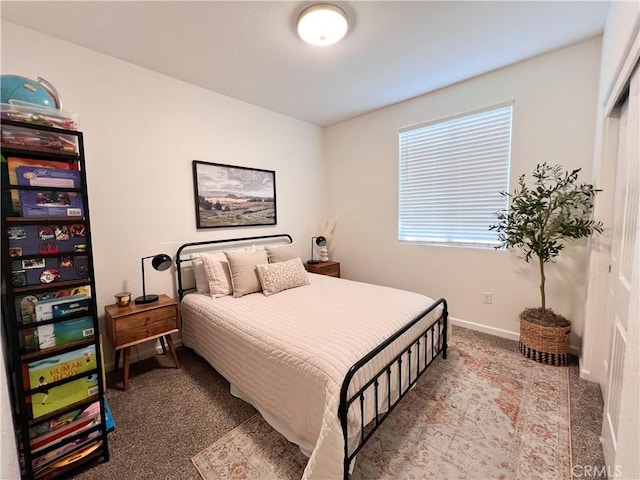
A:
[175, 233, 293, 299]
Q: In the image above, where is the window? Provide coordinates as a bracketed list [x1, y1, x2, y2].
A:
[398, 104, 513, 248]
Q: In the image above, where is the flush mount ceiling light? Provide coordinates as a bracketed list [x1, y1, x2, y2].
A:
[297, 4, 348, 46]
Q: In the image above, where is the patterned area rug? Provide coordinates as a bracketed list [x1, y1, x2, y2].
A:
[192, 335, 571, 480]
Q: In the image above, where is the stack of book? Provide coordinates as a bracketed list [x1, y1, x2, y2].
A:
[16, 165, 84, 218]
[18, 287, 94, 352]
[34, 295, 94, 350]
[29, 401, 102, 475]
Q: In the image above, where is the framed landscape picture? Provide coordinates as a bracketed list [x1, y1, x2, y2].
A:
[192, 160, 277, 229]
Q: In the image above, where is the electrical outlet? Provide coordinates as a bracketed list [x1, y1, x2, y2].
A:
[483, 292, 493, 304]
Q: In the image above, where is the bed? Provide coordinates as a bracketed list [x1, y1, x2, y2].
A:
[176, 234, 448, 479]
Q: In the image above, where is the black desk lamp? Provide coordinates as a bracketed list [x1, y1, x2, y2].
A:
[307, 236, 326, 264]
[135, 253, 172, 304]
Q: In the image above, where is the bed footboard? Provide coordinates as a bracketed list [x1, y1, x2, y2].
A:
[338, 298, 448, 479]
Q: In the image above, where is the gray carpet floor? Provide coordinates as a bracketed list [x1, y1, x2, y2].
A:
[71, 326, 605, 479]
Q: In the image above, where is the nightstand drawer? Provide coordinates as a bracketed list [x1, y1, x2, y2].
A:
[321, 263, 340, 277]
[115, 317, 177, 345]
[114, 305, 176, 332]
[105, 294, 180, 390]
[304, 261, 340, 278]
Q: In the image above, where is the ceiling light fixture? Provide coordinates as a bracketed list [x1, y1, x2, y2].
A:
[297, 4, 348, 46]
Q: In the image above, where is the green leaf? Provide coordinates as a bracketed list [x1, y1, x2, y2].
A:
[490, 163, 604, 309]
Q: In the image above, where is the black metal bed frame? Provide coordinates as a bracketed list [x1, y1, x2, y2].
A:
[339, 298, 447, 478]
[174, 234, 448, 479]
[175, 233, 293, 300]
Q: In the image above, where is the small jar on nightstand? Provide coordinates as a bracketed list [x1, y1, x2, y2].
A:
[304, 261, 340, 278]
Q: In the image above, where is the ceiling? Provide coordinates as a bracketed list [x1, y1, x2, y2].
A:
[1, 1, 610, 127]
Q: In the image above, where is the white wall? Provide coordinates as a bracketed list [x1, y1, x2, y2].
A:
[0, 326, 19, 479]
[1, 21, 325, 477]
[0, 21, 325, 348]
[325, 37, 602, 345]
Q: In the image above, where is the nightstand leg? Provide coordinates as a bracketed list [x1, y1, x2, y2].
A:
[165, 335, 180, 369]
[122, 347, 131, 391]
[159, 336, 167, 354]
[114, 349, 121, 372]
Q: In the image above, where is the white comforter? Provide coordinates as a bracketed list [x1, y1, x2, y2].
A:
[181, 273, 441, 479]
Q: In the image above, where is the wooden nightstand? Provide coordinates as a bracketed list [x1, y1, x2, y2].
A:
[104, 294, 180, 390]
[304, 261, 340, 278]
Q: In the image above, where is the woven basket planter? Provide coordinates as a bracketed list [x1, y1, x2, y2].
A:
[519, 315, 571, 366]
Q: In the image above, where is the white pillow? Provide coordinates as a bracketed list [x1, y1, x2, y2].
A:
[224, 249, 269, 298]
[190, 254, 210, 294]
[256, 258, 310, 296]
[200, 252, 233, 298]
[265, 242, 298, 264]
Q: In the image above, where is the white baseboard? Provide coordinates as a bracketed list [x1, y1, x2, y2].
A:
[579, 356, 597, 381]
[450, 316, 580, 356]
[450, 316, 520, 342]
[104, 337, 184, 372]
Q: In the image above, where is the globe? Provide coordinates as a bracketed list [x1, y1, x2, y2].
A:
[1, 75, 58, 109]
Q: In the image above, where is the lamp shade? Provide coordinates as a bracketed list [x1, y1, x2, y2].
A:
[297, 4, 348, 46]
[135, 253, 172, 304]
[152, 254, 172, 271]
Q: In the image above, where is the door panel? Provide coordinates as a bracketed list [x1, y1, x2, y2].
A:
[602, 62, 639, 466]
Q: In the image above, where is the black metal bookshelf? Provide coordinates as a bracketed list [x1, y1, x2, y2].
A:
[1, 118, 109, 479]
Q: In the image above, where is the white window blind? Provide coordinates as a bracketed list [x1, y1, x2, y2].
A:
[399, 104, 512, 248]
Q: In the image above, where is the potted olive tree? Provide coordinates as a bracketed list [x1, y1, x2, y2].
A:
[490, 163, 603, 366]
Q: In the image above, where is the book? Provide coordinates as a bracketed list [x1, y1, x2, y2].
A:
[4, 156, 78, 216]
[15, 285, 91, 324]
[31, 415, 98, 454]
[19, 289, 92, 352]
[53, 298, 92, 319]
[19, 189, 84, 218]
[28, 345, 97, 391]
[47, 440, 103, 472]
[30, 374, 99, 420]
[11, 256, 89, 287]
[35, 295, 90, 322]
[15, 166, 81, 189]
[32, 432, 100, 474]
[7, 223, 88, 257]
[30, 403, 100, 453]
[98, 335, 115, 432]
[6, 156, 78, 187]
[29, 402, 98, 440]
[37, 316, 94, 350]
[104, 399, 115, 433]
[19, 327, 39, 352]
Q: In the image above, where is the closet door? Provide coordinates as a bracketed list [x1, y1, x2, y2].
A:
[601, 62, 639, 475]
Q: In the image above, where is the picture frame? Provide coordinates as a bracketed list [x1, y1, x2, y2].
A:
[192, 160, 277, 229]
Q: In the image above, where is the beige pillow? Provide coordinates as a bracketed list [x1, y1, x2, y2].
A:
[256, 258, 310, 296]
[224, 249, 269, 298]
[265, 243, 298, 263]
[190, 254, 210, 294]
[201, 252, 233, 297]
